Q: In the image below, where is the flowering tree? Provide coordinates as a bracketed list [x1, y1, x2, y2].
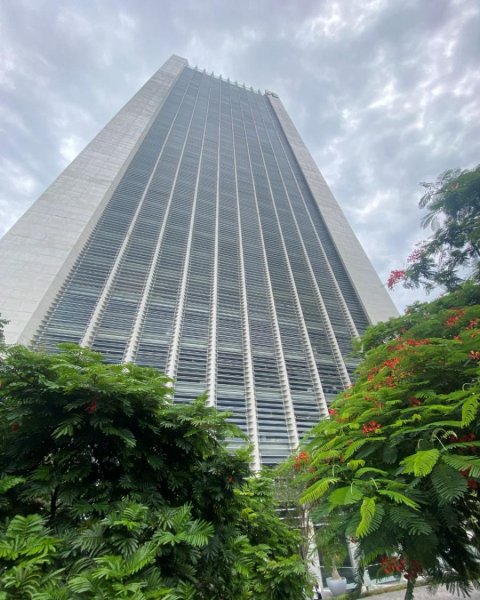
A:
[301, 284, 480, 600]
[388, 165, 480, 292]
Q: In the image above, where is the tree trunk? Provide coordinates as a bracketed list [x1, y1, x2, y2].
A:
[404, 576, 416, 600]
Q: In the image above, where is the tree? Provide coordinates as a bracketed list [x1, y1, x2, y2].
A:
[0, 314, 7, 344]
[300, 283, 480, 600]
[388, 165, 480, 292]
[0, 343, 310, 599]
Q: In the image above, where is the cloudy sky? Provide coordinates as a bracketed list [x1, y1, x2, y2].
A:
[1, 0, 479, 311]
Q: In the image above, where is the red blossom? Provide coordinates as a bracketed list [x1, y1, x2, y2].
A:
[387, 269, 406, 290]
[405, 559, 423, 579]
[446, 315, 460, 327]
[381, 556, 406, 575]
[328, 408, 338, 416]
[385, 375, 396, 388]
[362, 420, 381, 434]
[86, 399, 97, 414]
[383, 357, 401, 370]
[404, 338, 430, 347]
[467, 319, 479, 330]
[293, 450, 310, 470]
[408, 397, 422, 407]
[446, 308, 466, 327]
[407, 248, 423, 263]
[469, 351, 480, 361]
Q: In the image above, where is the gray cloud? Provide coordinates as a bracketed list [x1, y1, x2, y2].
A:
[1, 0, 479, 311]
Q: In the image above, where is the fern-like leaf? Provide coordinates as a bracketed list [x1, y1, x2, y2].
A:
[377, 489, 419, 509]
[461, 395, 479, 427]
[300, 477, 339, 504]
[356, 497, 383, 538]
[443, 454, 480, 478]
[431, 462, 468, 504]
[401, 449, 440, 476]
[388, 506, 433, 535]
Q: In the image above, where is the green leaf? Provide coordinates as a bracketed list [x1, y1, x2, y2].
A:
[355, 467, 388, 478]
[300, 477, 339, 504]
[377, 489, 419, 509]
[431, 463, 468, 503]
[443, 454, 480, 478]
[52, 414, 84, 439]
[347, 459, 365, 470]
[356, 497, 383, 538]
[461, 395, 479, 426]
[401, 449, 440, 476]
[388, 506, 433, 535]
[343, 438, 369, 459]
[0, 475, 25, 494]
[328, 485, 363, 506]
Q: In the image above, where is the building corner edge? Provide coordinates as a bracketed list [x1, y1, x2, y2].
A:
[266, 94, 398, 325]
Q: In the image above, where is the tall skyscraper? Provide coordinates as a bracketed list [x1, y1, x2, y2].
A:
[0, 55, 397, 466]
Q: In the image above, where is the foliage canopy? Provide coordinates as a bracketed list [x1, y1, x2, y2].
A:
[0, 341, 310, 599]
[389, 165, 480, 292]
[300, 284, 480, 599]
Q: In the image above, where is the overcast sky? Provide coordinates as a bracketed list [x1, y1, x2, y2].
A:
[1, 0, 479, 312]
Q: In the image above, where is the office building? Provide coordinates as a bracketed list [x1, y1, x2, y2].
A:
[0, 55, 397, 466]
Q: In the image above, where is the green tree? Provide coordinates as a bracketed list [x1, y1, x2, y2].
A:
[388, 165, 480, 292]
[0, 314, 7, 344]
[300, 284, 480, 600]
[0, 343, 310, 599]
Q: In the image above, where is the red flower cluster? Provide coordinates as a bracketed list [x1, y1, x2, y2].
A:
[394, 338, 430, 350]
[449, 432, 478, 455]
[407, 248, 423, 263]
[362, 420, 381, 434]
[408, 397, 422, 407]
[469, 351, 480, 361]
[384, 375, 396, 388]
[455, 432, 477, 443]
[445, 308, 466, 327]
[387, 269, 406, 290]
[86, 399, 97, 414]
[328, 408, 337, 416]
[383, 357, 401, 370]
[293, 451, 310, 471]
[381, 556, 405, 575]
[404, 338, 430, 347]
[404, 560, 423, 580]
[460, 467, 478, 489]
[467, 319, 479, 330]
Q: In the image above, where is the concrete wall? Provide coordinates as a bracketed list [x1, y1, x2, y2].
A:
[267, 94, 398, 324]
[0, 55, 187, 345]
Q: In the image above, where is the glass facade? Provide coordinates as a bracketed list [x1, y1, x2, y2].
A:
[35, 66, 371, 465]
